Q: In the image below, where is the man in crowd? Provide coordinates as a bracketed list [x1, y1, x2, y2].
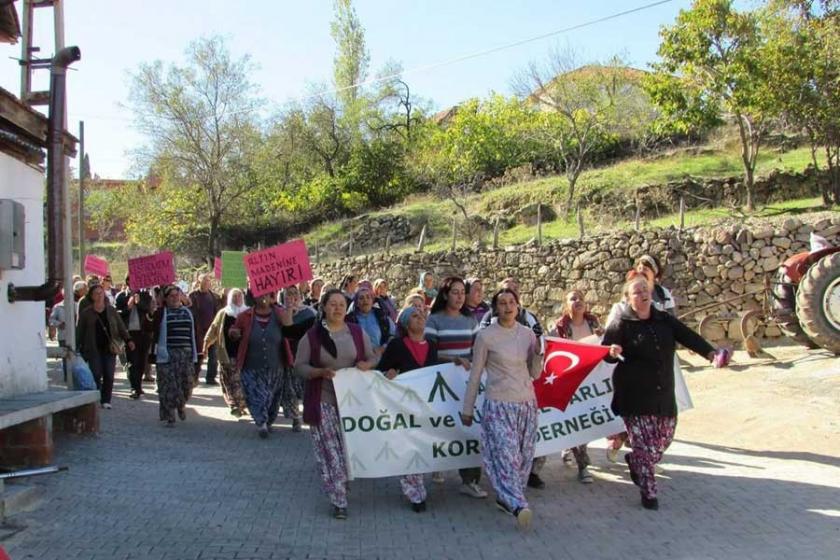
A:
[189, 274, 222, 385]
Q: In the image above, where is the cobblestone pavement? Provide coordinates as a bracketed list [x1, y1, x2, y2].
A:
[3, 347, 839, 560]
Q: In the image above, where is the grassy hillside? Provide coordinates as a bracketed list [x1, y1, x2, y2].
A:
[303, 145, 830, 257]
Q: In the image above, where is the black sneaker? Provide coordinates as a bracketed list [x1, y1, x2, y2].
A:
[411, 501, 426, 513]
[527, 472, 545, 489]
[641, 495, 659, 510]
[258, 424, 269, 439]
[495, 499, 514, 516]
[625, 455, 640, 487]
[333, 506, 348, 520]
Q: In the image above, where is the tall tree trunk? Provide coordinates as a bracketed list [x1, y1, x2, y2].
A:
[828, 145, 840, 206]
[565, 161, 582, 212]
[208, 218, 219, 267]
[736, 114, 757, 212]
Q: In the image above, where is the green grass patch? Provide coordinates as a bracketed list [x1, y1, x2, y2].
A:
[305, 145, 827, 258]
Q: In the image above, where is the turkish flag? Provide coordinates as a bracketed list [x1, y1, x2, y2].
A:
[534, 337, 610, 411]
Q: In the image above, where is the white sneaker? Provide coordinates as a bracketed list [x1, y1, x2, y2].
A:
[562, 450, 574, 466]
[432, 471, 445, 484]
[102, 403, 112, 410]
[459, 482, 488, 499]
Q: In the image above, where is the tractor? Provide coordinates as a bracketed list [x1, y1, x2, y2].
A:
[691, 245, 840, 355]
[772, 246, 840, 354]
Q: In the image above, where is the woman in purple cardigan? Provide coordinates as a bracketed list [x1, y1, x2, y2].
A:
[293, 289, 375, 520]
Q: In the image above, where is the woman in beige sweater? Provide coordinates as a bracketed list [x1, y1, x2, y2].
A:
[461, 288, 542, 530]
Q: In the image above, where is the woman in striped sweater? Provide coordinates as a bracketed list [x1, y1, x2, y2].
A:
[424, 276, 486, 499]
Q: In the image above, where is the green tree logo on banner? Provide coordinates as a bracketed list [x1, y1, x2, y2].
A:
[427, 371, 459, 403]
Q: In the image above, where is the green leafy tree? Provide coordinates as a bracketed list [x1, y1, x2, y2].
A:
[650, 0, 768, 210]
[128, 36, 262, 262]
[84, 181, 134, 241]
[331, 0, 370, 132]
[762, 0, 840, 204]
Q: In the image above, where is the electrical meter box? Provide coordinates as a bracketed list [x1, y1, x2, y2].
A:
[0, 199, 25, 269]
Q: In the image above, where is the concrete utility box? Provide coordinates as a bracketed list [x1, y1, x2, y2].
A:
[0, 199, 25, 269]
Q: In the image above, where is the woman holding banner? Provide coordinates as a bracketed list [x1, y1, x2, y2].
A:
[203, 288, 249, 417]
[378, 305, 443, 512]
[149, 285, 198, 426]
[603, 276, 727, 510]
[426, 276, 484, 496]
[294, 289, 376, 520]
[461, 288, 542, 530]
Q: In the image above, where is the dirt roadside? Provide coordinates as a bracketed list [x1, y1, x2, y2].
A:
[677, 344, 839, 456]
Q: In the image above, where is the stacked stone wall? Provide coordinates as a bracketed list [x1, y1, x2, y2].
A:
[313, 215, 840, 342]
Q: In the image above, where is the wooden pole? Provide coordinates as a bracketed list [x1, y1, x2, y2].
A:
[385, 234, 391, 255]
[577, 205, 585, 239]
[536, 203, 542, 246]
[315, 244, 320, 265]
[417, 224, 427, 252]
[348, 237, 353, 258]
[451, 218, 457, 251]
[635, 201, 641, 232]
[679, 196, 686, 230]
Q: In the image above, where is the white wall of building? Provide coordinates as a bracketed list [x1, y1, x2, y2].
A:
[0, 152, 48, 398]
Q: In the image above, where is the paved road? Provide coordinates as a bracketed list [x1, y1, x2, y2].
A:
[3, 349, 839, 560]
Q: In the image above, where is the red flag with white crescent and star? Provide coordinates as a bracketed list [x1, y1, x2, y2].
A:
[535, 337, 611, 411]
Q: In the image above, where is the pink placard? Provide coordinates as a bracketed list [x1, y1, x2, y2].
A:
[83, 254, 109, 277]
[244, 239, 312, 298]
[128, 251, 176, 290]
[213, 257, 222, 280]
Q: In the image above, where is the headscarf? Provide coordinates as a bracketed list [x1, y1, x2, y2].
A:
[351, 283, 374, 312]
[399, 305, 422, 330]
[419, 271, 437, 300]
[224, 288, 248, 317]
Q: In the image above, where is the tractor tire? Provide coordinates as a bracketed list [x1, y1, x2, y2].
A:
[796, 252, 840, 354]
[772, 269, 817, 347]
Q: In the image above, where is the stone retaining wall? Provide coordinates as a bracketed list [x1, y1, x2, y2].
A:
[312, 215, 840, 342]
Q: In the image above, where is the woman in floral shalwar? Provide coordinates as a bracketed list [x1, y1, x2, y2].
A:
[603, 277, 728, 510]
[460, 288, 542, 530]
[294, 289, 375, 520]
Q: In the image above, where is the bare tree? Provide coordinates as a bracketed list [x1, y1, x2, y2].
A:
[128, 36, 261, 262]
[514, 48, 637, 210]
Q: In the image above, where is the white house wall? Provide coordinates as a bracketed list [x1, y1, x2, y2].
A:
[0, 152, 47, 397]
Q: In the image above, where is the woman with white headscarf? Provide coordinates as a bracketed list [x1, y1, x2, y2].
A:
[203, 288, 249, 417]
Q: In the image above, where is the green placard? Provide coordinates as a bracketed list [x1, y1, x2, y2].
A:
[221, 251, 248, 288]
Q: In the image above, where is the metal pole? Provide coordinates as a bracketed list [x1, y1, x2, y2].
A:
[78, 120, 85, 277]
[54, 1, 75, 389]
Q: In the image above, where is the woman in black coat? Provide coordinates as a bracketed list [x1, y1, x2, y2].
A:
[377, 305, 443, 513]
[603, 276, 727, 510]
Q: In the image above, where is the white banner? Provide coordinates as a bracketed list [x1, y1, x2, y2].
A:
[333, 361, 643, 479]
